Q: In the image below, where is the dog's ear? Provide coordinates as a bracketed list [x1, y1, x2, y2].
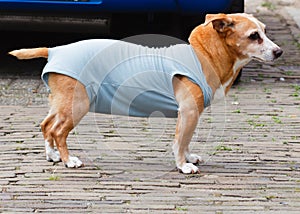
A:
[204, 14, 234, 33]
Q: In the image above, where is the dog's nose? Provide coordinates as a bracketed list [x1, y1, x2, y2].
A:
[273, 48, 283, 59]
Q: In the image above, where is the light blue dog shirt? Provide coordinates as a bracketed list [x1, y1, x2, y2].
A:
[42, 39, 212, 118]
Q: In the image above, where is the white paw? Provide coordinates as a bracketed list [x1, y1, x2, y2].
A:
[45, 141, 61, 162]
[180, 163, 200, 174]
[46, 150, 61, 162]
[186, 153, 203, 164]
[64, 156, 83, 168]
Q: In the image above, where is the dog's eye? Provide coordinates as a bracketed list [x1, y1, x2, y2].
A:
[248, 32, 260, 40]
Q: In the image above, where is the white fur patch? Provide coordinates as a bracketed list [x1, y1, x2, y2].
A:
[233, 58, 251, 75]
[172, 140, 180, 165]
[212, 57, 249, 102]
[45, 141, 61, 162]
[180, 163, 200, 174]
[186, 153, 203, 164]
[212, 77, 232, 103]
[65, 156, 83, 168]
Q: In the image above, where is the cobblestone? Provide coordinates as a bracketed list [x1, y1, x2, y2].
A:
[1, 0, 300, 213]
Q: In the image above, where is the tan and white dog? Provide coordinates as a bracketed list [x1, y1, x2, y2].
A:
[9, 13, 282, 174]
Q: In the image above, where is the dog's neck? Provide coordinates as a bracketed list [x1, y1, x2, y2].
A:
[189, 24, 251, 94]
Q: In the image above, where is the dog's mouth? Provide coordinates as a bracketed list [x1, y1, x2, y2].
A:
[252, 56, 266, 62]
[252, 56, 278, 62]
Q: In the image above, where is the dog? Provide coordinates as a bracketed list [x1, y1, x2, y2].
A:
[9, 13, 282, 174]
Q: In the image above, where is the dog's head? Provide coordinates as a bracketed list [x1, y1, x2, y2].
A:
[192, 13, 283, 62]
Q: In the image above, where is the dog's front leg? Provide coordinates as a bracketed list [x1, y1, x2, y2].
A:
[173, 107, 201, 174]
[173, 76, 204, 174]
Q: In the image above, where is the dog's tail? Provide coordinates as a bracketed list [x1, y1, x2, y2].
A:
[9, 47, 48, 60]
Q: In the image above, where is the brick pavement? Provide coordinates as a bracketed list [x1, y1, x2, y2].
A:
[1, 0, 300, 213]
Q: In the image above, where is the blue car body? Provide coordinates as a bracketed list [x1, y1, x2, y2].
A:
[0, 0, 244, 38]
[1, 0, 237, 14]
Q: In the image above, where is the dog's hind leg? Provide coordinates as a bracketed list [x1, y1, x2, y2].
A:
[41, 108, 61, 163]
[41, 73, 90, 168]
[50, 112, 82, 168]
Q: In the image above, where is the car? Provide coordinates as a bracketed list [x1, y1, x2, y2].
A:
[0, 0, 244, 39]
